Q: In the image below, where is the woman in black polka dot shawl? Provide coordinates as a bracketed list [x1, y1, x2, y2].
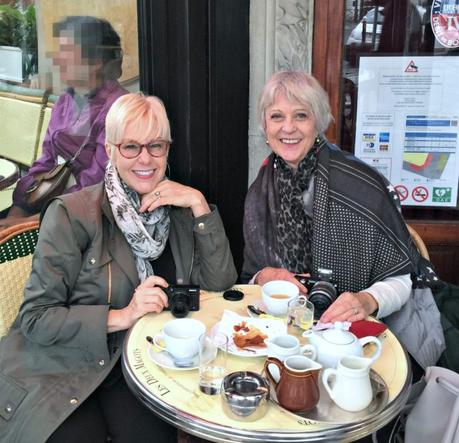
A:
[242, 71, 432, 327]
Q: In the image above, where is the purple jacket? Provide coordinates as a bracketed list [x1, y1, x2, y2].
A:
[13, 80, 127, 209]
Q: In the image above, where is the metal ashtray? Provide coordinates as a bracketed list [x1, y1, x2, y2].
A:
[221, 371, 270, 421]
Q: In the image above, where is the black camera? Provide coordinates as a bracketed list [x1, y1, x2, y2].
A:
[295, 269, 338, 319]
[164, 285, 200, 318]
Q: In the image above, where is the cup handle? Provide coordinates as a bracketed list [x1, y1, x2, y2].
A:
[359, 336, 382, 363]
[322, 368, 337, 400]
[300, 344, 317, 360]
[153, 333, 167, 351]
[263, 357, 283, 389]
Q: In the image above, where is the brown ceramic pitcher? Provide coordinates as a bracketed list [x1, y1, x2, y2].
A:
[263, 355, 322, 412]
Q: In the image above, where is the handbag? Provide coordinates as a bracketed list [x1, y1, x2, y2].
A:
[24, 120, 98, 212]
[405, 366, 459, 443]
[24, 160, 73, 212]
[373, 366, 459, 443]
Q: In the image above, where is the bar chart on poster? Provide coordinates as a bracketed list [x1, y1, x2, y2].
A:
[355, 56, 459, 207]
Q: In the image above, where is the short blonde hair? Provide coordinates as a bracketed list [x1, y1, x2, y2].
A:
[105, 93, 172, 151]
[258, 71, 333, 135]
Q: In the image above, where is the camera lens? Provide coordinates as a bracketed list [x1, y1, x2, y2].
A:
[308, 281, 338, 319]
[169, 293, 190, 318]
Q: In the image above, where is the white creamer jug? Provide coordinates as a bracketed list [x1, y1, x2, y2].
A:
[322, 355, 373, 412]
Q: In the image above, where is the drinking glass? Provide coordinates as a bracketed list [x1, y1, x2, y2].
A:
[198, 331, 228, 395]
[288, 296, 315, 330]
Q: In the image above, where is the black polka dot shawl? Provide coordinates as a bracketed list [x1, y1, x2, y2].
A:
[241, 141, 419, 293]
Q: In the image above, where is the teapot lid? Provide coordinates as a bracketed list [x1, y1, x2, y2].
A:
[322, 322, 354, 345]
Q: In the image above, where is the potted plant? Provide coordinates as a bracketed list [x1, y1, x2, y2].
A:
[0, 3, 37, 81]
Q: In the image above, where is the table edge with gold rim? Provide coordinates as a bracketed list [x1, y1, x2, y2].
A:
[122, 285, 412, 443]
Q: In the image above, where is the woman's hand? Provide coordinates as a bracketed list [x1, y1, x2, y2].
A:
[319, 291, 378, 323]
[108, 276, 169, 332]
[255, 267, 308, 293]
[140, 180, 211, 217]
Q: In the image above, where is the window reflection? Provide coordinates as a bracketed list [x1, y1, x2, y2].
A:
[341, 0, 459, 211]
[341, 0, 440, 153]
[0, 1, 139, 221]
[0, 1, 139, 92]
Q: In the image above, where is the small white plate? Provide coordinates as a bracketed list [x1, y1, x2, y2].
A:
[213, 315, 287, 358]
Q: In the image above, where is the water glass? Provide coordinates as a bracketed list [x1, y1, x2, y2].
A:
[199, 331, 228, 395]
[288, 296, 314, 330]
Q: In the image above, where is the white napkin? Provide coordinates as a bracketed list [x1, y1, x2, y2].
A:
[217, 310, 287, 355]
[313, 320, 351, 331]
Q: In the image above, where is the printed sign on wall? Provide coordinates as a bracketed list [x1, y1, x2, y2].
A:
[355, 56, 459, 207]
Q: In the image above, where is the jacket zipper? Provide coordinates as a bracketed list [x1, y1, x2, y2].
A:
[188, 238, 194, 282]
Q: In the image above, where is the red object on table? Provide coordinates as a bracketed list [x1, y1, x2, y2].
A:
[350, 320, 387, 338]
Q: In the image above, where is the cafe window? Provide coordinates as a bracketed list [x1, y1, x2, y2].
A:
[341, 0, 459, 213]
[0, 0, 139, 215]
[0, 0, 139, 91]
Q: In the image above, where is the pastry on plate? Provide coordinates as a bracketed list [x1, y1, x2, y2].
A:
[232, 321, 268, 349]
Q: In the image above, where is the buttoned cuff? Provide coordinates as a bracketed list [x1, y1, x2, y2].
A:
[69, 304, 111, 366]
[192, 204, 221, 234]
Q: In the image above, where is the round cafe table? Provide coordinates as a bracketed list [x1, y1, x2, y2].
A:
[122, 285, 412, 443]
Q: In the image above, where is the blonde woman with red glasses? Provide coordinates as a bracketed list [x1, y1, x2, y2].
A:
[0, 93, 236, 443]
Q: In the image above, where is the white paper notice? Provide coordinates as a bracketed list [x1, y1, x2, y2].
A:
[355, 56, 459, 207]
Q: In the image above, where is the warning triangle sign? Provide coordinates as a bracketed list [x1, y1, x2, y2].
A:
[405, 60, 418, 72]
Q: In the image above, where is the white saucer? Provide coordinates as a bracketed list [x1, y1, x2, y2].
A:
[246, 299, 288, 321]
[246, 299, 268, 318]
[147, 348, 199, 370]
[147, 345, 214, 371]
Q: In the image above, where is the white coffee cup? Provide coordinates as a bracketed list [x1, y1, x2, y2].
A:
[153, 318, 206, 366]
[262, 280, 299, 316]
[264, 334, 317, 362]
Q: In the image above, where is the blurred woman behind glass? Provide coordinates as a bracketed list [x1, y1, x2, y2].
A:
[1, 16, 127, 229]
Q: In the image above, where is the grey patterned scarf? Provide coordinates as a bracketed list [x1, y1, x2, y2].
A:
[104, 162, 170, 282]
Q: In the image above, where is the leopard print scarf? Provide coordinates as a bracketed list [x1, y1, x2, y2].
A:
[275, 142, 321, 273]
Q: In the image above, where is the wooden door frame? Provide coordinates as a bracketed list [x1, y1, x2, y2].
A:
[312, 0, 345, 145]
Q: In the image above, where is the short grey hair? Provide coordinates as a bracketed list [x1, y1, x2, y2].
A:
[258, 71, 333, 135]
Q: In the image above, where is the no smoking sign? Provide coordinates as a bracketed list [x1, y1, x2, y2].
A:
[412, 186, 429, 203]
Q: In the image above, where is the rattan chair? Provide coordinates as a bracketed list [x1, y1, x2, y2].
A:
[407, 224, 430, 260]
[0, 221, 39, 337]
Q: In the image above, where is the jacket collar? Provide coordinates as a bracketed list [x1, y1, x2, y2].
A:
[101, 188, 139, 288]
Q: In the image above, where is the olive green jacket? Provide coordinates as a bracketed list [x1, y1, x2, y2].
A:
[0, 183, 237, 443]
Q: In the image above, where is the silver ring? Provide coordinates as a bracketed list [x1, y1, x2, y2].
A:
[154, 191, 161, 197]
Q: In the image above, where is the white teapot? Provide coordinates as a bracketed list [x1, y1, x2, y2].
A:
[302, 322, 382, 368]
